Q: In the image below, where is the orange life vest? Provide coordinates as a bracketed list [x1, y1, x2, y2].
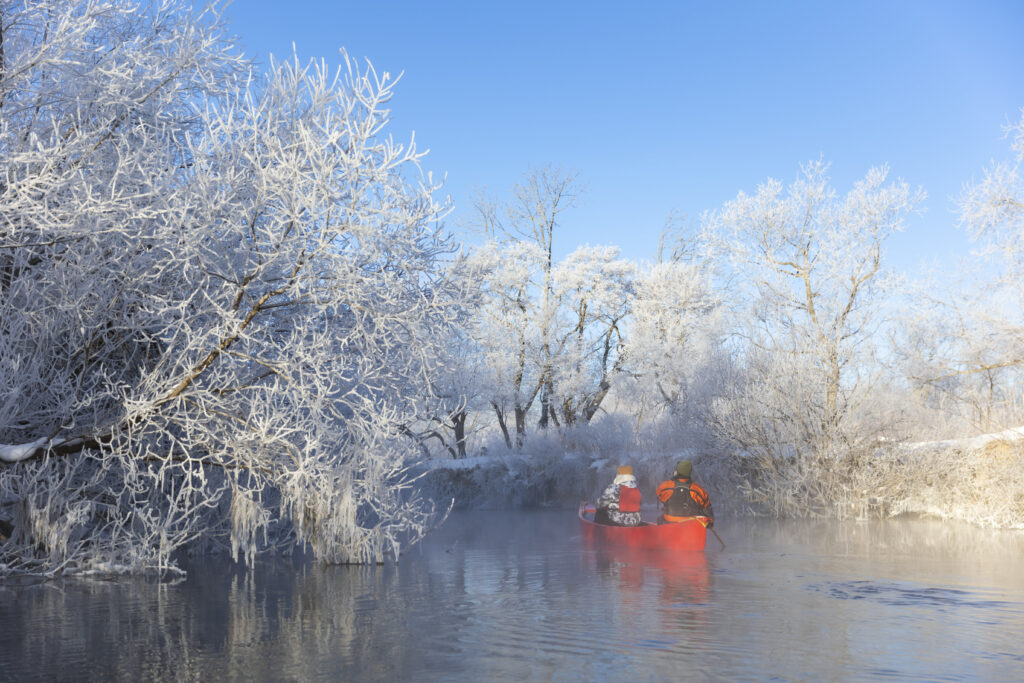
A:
[657, 477, 711, 521]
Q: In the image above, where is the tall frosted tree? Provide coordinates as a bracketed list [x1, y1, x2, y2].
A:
[549, 245, 635, 426]
[0, 0, 463, 575]
[961, 108, 1024, 278]
[944, 108, 1024, 423]
[473, 166, 581, 436]
[893, 108, 1024, 434]
[705, 162, 921, 513]
[621, 257, 723, 423]
[469, 240, 547, 448]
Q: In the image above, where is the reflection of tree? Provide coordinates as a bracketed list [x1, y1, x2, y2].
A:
[0, 556, 462, 680]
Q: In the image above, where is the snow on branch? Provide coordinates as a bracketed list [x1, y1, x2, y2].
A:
[0, 0, 463, 577]
[0, 438, 48, 464]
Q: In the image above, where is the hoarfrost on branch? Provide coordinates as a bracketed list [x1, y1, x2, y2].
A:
[0, 0, 463, 576]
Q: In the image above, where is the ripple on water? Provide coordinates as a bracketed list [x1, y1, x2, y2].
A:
[811, 579, 1021, 611]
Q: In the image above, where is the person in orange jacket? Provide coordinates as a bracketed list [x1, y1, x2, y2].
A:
[595, 465, 642, 526]
[656, 460, 713, 526]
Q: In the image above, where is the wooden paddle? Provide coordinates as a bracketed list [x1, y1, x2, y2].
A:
[698, 516, 726, 549]
[709, 525, 726, 549]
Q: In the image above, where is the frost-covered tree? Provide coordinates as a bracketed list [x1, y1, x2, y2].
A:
[405, 260, 489, 459]
[474, 166, 581, 432]
[468, 238, 636, 444]
[895, 108, 1024, 433]
[707, 162, 921, 466]
[0, 0, 462, 576]
[620, 257, 723, 422]
[952, 109, 1024, 402]
[549, 245, 635, 425]
[469, 240, 546, 448]
[960, 108, 1024, 278]
[894, 276, 1024, 434]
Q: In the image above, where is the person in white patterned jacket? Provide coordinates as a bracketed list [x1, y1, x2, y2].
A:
[594, 465, 643, 526]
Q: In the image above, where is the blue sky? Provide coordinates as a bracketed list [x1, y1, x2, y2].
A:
[226, 1, 1024, 275]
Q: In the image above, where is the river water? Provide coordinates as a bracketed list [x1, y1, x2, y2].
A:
[3, 510, 1024, 681]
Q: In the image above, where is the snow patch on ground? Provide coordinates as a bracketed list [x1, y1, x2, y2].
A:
[907, 425, 1024, 452]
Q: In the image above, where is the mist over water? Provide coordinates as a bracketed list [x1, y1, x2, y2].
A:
[3, 510, 1024, 681]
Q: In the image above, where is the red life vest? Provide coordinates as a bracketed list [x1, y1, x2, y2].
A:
[619, 485, 641, 513]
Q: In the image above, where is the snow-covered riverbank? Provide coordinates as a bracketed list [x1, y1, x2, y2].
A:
[420, 426, 1024, 529]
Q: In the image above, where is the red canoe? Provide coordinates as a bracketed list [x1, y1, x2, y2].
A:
[578, 503, 707, 551]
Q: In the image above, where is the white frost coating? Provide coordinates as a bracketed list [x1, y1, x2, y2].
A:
[618, 256, 726, 425]
[0, 0, 462, 577]
[229, 487, 269, 565]
[700, 162, 925, 517]
[0, 438, 48, 463]
[960, 108, 1024, 258]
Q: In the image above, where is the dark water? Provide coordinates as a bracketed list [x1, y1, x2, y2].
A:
[3, 510, 1024, 681]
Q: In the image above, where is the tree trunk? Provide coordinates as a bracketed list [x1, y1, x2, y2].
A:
[452, 409, 467, 459]
[539, 385, 550, 428]
[514, 405, 528, 447]
[582, 379, 611, 424]
[492, 402, 512, 450]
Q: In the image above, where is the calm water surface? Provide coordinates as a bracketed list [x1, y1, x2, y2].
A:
[3, 510, 1024, 681]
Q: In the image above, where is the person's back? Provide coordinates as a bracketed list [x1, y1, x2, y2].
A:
[656, 460, 713, 525]
[595, 466, 642, 526]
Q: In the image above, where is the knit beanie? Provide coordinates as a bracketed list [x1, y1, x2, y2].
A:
[616, 465, 634, 476]
[675, 460, 692, 478]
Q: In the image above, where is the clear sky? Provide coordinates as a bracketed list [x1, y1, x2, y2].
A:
[226, 1, 1024, 275]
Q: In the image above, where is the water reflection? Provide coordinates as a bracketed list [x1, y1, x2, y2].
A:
[2, 511, 1024, 681]
[585, 546, 711, 651]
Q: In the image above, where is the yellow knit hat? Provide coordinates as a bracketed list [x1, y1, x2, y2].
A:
[616, 465, 634, 476]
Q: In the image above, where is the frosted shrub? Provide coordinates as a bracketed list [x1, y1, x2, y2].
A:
[891, 435, 1024, 528]
[0, 0, 462, 576]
